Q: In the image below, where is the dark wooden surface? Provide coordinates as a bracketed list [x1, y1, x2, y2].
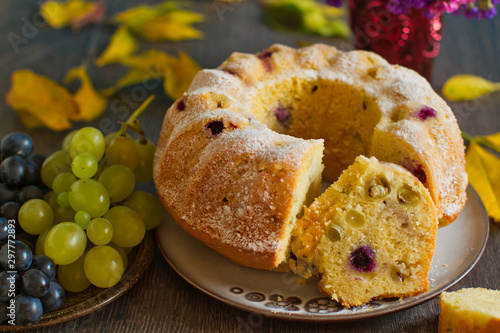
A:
[0, 0, 499, 332]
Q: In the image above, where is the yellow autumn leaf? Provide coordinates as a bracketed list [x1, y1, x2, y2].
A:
[112, 2, 178, 27]
[101, 68, 164, 96]
[101, 50, 174, 96]
[163, 51, 201, 100]
[128, 14, 204, 42]
[118, 49, 175, 74]
[64, 66, 107, 121]
[442, 74, 500, 101]
[95, 26, 138, 66]
[465, 142, 500, 222]
[484, 132, 500, 149]
[5, 70, 79, 131]
[41, 0, 102, 29]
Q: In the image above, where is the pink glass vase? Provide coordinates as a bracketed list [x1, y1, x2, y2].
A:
[348, 0, 443, 81]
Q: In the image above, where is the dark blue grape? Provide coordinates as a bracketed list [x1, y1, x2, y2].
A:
[14, 294, 43, 327]
[17, 185, 43, 204]
[0, 271, 20, 302]
[0, 201, 20, 220]
[40, 280, 64, 312]
[15, 232, 36, 253]
[0, 218, 8, 245]
[0, 183, 16, 206]
[24, 161, 41, 186]
[31, 255, 56, 280]
[26, 154, 45, 169]
[0, 156, 27, 187]
[0, 240, 32, 271]
[22, 269, 50, 298]
[1, 133, 34, 158]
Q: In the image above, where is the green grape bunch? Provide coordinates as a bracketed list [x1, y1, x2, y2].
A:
[31, 95, 164, 292]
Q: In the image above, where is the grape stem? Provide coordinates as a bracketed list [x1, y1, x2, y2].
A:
[118, 95, 156, 141]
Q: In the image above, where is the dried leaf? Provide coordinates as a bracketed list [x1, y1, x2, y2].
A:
[64, 66, 107, 121]
[128, 13, 204, 42]
[100, 50, 174, 96]
[442, 74, 500, 101]
[70, 0, 106, 30]
[95, 26, 138, 66]
[163, 51, 201, 100]
[262, 0, 349, 38]
[5, 70, 79, 131]
[465, 142, 500, 222]
[101, 68, 163, 96]
[112, 2, 178, 27]
[41, 0, 103, 29]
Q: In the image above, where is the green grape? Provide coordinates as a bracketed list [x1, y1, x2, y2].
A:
[41, 150, 72, 188]
[68, 179, 110, 218]
[54, 206, 76, 224]
[134, 138, 156, 183]
[108, 243, 128, 270]
[58, 253, 91, 293]
[75, 210, 91, 229]
[124, 191, 164, 230]
[86, 218, 113, 246]
[71, 153, 98, 179]
[104, 131, 120, 146]
[84, 246, 124, 288]
[43, 191, 59, 211]
[18, 199, 54, 235]
[57, 192, 70, 208]
[62, 129, 78, 151]
[52, 172, 77, 194]
[44, 222, 87, 265]
[35, 227, 51, 256]
[97, 165, 135, 203]
[105, 135, 139, 170]
[122, 246, 133, 255]
[69, 127, 106, 161]
[104, 206, 145, 247]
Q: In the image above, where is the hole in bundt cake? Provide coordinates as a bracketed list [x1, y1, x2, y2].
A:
[206, 120, 225, 136]
[253, 78, 381, 181]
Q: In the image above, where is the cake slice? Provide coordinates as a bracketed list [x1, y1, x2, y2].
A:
[439, 288, 500, 333]
[289, 155, 438, 307]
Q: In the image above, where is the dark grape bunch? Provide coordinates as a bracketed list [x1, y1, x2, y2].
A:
[0, 239, 64, 327]
[0, 133, 45, 224]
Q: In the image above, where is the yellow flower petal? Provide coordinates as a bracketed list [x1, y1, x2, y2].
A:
[465, 142, 500, 222]
[5, 70, 79, 131]
[442, 74, 500, 101]
[95, 26, 138, 66]
[163, 51, 201, 100]
[41, 0, 99, 29]
[64, 66, 107, 121]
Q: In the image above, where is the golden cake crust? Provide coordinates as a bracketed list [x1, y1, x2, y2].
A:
[153, 43, 467, 270]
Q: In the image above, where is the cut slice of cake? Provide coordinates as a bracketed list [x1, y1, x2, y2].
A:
[289, 155, 438, 307]
[439, 288, 500, 333]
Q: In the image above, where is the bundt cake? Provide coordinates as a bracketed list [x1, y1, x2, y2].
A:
[289, 156, 438, 307]
[153, 43, 467, 271]
[438, 288, 500, 333]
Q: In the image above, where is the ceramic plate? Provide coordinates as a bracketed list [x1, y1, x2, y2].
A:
[156, 186, 489, 322]
[1, 231, 156, 331]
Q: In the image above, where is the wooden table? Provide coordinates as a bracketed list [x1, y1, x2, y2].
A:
[1, 1, 499, 332]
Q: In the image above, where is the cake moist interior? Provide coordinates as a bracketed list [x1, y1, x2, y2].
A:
[250, 78, 383, 182]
